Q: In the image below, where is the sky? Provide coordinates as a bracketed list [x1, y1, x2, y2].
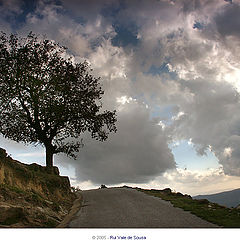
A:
[0, 0, 240, 196]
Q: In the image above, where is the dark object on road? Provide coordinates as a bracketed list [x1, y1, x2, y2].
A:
[100, 185, 107, 189]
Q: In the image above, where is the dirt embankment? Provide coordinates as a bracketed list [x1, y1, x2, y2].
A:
[0, 148, 77, 227]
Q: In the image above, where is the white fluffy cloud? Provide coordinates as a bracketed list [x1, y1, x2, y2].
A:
[141, 167, 240, 196]
[121, 0, 240, 177]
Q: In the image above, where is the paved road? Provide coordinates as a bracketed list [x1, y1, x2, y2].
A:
[68, 188, 217, 228]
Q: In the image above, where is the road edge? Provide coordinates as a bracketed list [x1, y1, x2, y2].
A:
[57, 191, 83, 228]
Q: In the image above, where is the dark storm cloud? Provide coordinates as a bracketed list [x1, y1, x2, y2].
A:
[56, 101, 176, 184]
[111, 23, 140, 47]
[60, 0, 118, 22]
[0, 0, 39, 30]
[180, 0, 203, 13]
[224, 0, 233, 4]
[215, 3, 240, 37]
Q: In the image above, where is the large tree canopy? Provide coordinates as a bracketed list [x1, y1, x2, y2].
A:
[0, 32, 117, 170]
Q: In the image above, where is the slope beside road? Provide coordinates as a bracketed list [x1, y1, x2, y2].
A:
[67, 188, 217, 228]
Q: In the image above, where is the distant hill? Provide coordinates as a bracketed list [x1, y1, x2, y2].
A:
[193, 188, 240, 208]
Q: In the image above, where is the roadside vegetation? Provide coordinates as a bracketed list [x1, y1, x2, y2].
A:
[137, 188, 240, 227]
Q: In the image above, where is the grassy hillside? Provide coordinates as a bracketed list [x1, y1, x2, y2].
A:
[0, 148, 76, 227]
[137, 187, 240, 228]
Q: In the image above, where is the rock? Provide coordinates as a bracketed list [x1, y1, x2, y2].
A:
[45, 200, 53, 205]
[29, 163, 45, 173]
[0, 194, 4, 201]
[176, 192, 184, 197]
[9, 222, 26, 228]
[45, 166, 60, 175]
[162, 188, 172, 194]
[59, 205, 68, 215]
[184, 194, 192, 199]
[0, 148, 7, 159]
[197, 199, 209, 204]
[0, 204, 25, 225]
[29, 164, 59, 175]
[36, 207, 44, 212]
[0, 224, 8, 228]
[53, 166, 60, 176]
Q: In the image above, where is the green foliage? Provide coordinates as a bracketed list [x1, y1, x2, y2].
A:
[140, 189, 240, 228]
[8, 185, 25, 195]
[31, 192, 44, 204]
[0, 32, 117, 167]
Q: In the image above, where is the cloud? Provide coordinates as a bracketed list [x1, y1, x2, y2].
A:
[16, 152, 45, 158]
[71, 167, 240, 196]
[108, 0, 240, 179]
[113, 0, 240, 178]
[166, 51, 240, 176]
[0, 135, 30, 151]
[18, 0, 115, 58]
[56, 100, 176, 184]
[60, 0, 117, 22]
[147, 167, 240, 196]
[0, 0, 24, 16]
[0, 0, 24, 32]
[159, 21, 240, 175]
[214, 2, 240, 38]
[1, 0, 240, 186]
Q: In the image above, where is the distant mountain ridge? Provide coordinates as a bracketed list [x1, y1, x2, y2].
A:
[193, 188, 240, 208]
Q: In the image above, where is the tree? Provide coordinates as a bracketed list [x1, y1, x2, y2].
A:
[0, 32, 117, 171]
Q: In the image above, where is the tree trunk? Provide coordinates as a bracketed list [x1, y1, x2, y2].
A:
[46, 145, 54, 171]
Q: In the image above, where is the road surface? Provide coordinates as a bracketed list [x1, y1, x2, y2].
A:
[68, 188, 217, 228]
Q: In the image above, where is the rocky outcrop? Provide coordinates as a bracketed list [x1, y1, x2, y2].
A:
[0, 148, 76, 227]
